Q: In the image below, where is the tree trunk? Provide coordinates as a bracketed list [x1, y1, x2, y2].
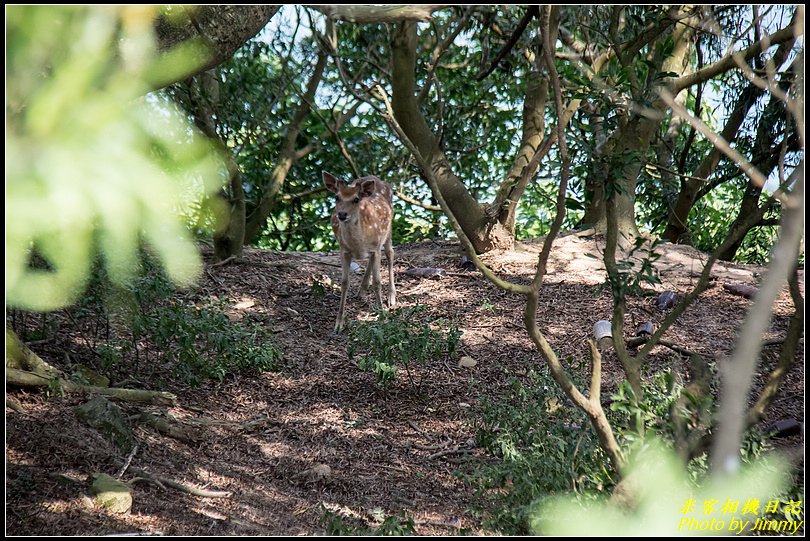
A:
[492, 70, 549, 233]
[585, 7, 697, 239]
[213, 164, 246, 261]
[391, 22, 514, 253]
[244, 50, 328, 243]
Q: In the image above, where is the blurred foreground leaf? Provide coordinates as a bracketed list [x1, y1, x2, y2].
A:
[530, 440, 790, 536]
[6, 5, 223, 311]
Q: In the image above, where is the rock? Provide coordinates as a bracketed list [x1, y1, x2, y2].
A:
[90, 473, 132, 514]
[403, 267, 447, 279]
[298, 464, 332, 484]
[74, 365, 110, 387]
[458, 356, 477, 368]
[75, 397, 134, 451]
[635, 321, 654, 336]
[656, 291, 677, 310]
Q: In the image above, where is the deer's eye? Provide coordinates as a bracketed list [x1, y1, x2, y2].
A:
[353, 197, 360, 204]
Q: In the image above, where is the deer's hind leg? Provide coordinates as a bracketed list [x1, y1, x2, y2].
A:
[385, 233, 395, 309]
[359, 251, 374, 298]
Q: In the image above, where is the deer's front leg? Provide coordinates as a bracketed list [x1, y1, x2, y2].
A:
[335, 251, 352, 333]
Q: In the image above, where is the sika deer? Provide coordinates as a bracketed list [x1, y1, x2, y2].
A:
[324, 171, 396, 332]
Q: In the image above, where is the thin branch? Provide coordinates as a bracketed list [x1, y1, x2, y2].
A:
[677, 44, 704, 176]
[395, 190, 442, 211]
[419, 6, 475, 101]
[658, 88, 785, 204]
[712, 162, 804, 475]
[643, 162, 714, 187]
[475, 6, 539, 80]
[532, 5, 569, 287]
[116, 445, 140, 479]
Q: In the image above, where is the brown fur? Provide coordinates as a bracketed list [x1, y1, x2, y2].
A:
[323, 172, 396, 332]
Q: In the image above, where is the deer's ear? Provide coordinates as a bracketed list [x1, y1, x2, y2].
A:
[323, 172, 342, 193]
[360, 179, 376, 198]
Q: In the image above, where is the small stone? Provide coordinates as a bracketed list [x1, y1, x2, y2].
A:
[656, 291, 677, 310]
[298, 464, 332, 484]
[458, 356, 477, 368]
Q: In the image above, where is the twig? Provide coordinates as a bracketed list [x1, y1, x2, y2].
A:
[6, 398, 27, 414]
[127, 467, 231, 498]
[475, 6, 538, 80]
[205, 269, 223, 286]
[427, 447, 474, 460]
[627, 336, 707, 359]
[395, 190, 442, 212]
[116, 444, 139, 480]
[210, 255, 237, 268]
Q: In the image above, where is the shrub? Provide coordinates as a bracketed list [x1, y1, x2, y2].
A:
[346, 305, 461, 388]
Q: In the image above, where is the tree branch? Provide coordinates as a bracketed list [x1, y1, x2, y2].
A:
[712, 162, 804, 475]
[419, 6, 476, 102]
[308, 5, 447, 23]
[658, 89, 785, 204]
[475, 6, 539, 80]
[670, 24, 797, 93]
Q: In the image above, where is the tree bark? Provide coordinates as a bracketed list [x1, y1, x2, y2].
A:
[307, 5, 446, 23]
[154, 6, 281, 89]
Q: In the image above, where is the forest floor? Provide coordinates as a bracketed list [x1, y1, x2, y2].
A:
[5, 233, 805, 535]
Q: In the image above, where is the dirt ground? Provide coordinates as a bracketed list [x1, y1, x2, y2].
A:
[5, 234, 805, 535]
